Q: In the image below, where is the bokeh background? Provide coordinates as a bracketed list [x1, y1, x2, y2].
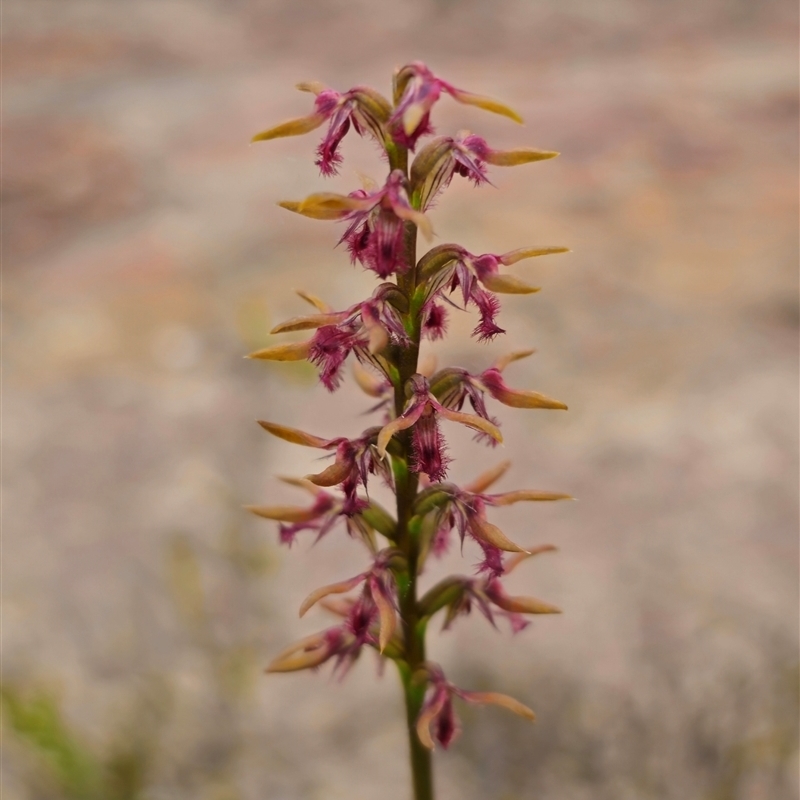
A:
[3, 1, 799, 798]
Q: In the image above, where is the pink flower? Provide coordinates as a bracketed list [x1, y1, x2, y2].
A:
[418, 544, 562, 636]
[276, 173, 433, 278]
[270, 285, 410, 391]
[391, 62, 523, 149]
[339, 171, 432, 278]
[413, 466, 571, 577]
[418, 244, 568, 341]
[246, 488, 346, 546]
[252, 83, 391, 177]
[410, 131, 561, 210]
[409, 132, 492, 211]
[420, 487, 524, 577]
[428, 357, 567, 444]
[254, 421, 392, 519]
[298, 549, 401, 653]
[305, 433, 394, 517]
[376, 375, 502, 481]
[415, 664, 535, 750]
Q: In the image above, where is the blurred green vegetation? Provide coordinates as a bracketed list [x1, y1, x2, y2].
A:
[3, 512, 276, 800]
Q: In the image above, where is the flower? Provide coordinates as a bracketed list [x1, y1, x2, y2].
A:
[254, 421, 393, 517]
[246, 485, 345, 546]
[391, 62, 524, 149]
[417, 545, 562, 636]
[305, 434, 394, 516]
[279, 172, 432, 278]
[412, 457, 572, 576]
[266, 551, 405, 675]
[376, 375, 502, 481]
[430, 352, 568, 423]
[416, 243, 567, 341]
[298, 549, 402, 653]
[338, 171, 433, 278]
[415, 663, 535, 750]
[265, 284, 410, 391]
[252, 82, 391, 177]
[410, 131, 559, 210]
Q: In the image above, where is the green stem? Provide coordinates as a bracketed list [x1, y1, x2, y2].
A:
[401, 662, 434, 800]
[390, 145, 434, 800]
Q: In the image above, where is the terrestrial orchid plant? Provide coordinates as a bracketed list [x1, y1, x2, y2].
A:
[247, 63, 570, 800]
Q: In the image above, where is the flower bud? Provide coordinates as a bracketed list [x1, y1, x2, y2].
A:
[360, 502, 397, 540]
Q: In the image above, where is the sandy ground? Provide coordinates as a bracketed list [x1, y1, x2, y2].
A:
[3, 1, 798, 798]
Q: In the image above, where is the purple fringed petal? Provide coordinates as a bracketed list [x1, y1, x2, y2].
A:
[472, 289, 505, 341]
[475, 540, 505, 578]
[309, 325, 359, 391]
[411, 409, 450, 482]
[422, 302, 448, 340]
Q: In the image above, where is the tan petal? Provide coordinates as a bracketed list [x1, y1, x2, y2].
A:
[402, 103, 427, 136]
[499, 246, 570, 265]
[299, 575, 364, 617]
[461, 691, 536, 721]
[493, 349, 536, 372]
[392, 204, 434, 241]
[492, 593, 562, 615]
[277, 475, 324, 495]
[416, 693, 448, 750]
[470, 517, 527, 553]
[319, 597, 355, 617]
[305, 460, 351, 487]
[271, 312, 347, 334]
[485, 148, 558, 166]
[295, 81, 327, 95]
[372, 585, 397, 653]
[377, 406, 424, 456]
[247, 340, 311, 361]
[490, 490, 573, 505]
[257, 420, 331, 448]
[352, 361, 387, 397]
[436, 406, 503, 444]
[251, 113, 325, 143]
[245, 505, 318, 523]
[279, 193, 372, 221]
[354, 170, 380, 192]
[296, 289, 333, 313]
[265, 631, 332, 673]
[449, 88, 523, 124]
[480, 274, 541, 294]
[463, 460, 512, 494]
[489, 386, 568, 410]
[504, 546, 558, 574]
[361, 315, 389, 354]
[418, 353, 438, 377]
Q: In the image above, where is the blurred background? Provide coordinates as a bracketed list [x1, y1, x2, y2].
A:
[3, 1, 798, 798]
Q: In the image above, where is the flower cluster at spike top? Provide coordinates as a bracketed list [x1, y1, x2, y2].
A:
[248, 62, 571, 796]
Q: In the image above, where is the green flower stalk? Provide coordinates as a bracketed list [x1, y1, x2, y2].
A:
[248, 61, 570, 800]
